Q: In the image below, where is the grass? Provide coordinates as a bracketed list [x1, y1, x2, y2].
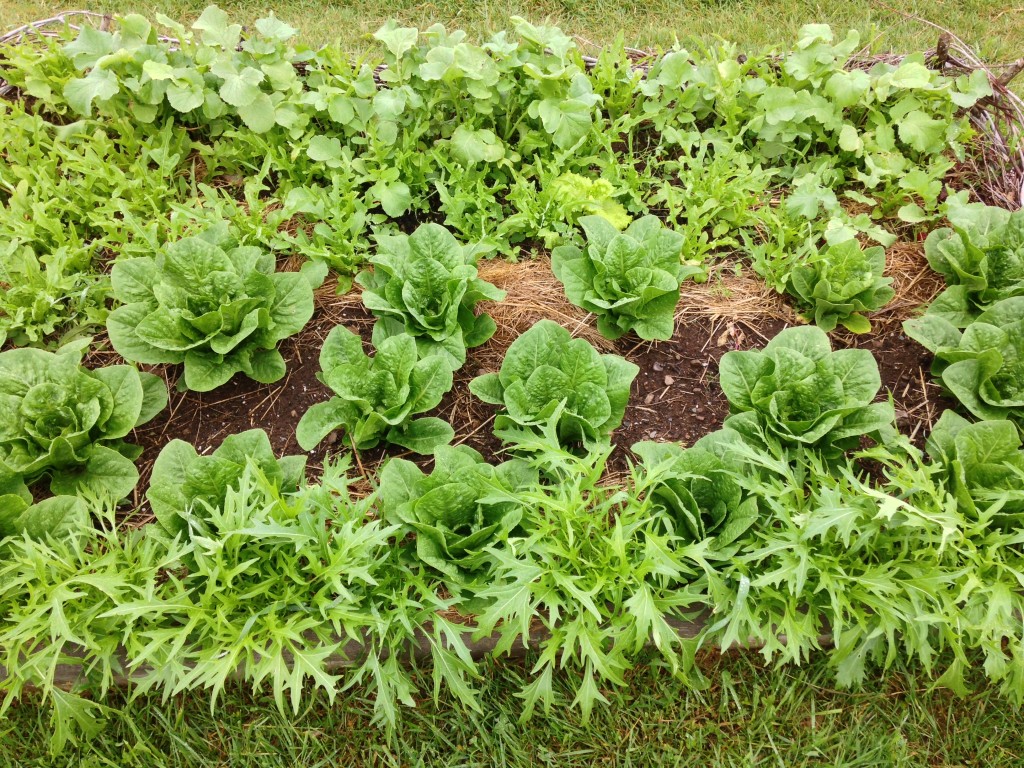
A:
[1, 651, 1022, 767]
[1, 0, 1024, 62]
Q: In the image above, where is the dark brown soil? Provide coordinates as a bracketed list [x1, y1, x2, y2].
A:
[118, 254, 950, 511]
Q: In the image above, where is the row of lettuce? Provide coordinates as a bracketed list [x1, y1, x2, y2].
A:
[6, 191, 1024, 540]
[0, 7, 996, 349]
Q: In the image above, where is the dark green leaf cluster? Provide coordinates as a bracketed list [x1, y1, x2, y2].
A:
[926, 410, 1024, 527]
[357, 223, 505, 368]
[0, 341, 166, 505]
[469, 320, 638, 448]
[787, 239, 894, 333]
[378, 445, 536, 599]
[147, 428, 307, 540]
[923, 199, 1024, 326]
[296, 326, 454, 453]
[718, 326, 897, 454]
[905, 296, 1024, 426]
[107, 226, 323, 392]
[632, 430, 759, 547]
[551, 215, 699, 341]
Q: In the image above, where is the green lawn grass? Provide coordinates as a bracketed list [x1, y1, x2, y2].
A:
[2, 652, 1022, 767]
[2, 0, 1024, 61]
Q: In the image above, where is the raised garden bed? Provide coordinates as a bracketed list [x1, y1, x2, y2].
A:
[2, 7, 1024, 752]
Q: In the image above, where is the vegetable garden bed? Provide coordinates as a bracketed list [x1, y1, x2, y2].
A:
[2, 7, 1024, 753]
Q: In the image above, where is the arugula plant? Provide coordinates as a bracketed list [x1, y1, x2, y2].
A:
[905, 297, 1024, 425]
[923, 199, 1024, 326]
[551, 215, 701, 341]
[926, 410, 1024, 527]
[357, 223, 505, 369]
[469, 320, 639, 448]
[786, 239, 894, 333]
[296, 326, 454, 453]
[377, 445, 536, 603]
[632, 429, 759, 547]
[718, 326, 896, 454]
[147, 428, 307, 540]
[0, 340, 166, 502]
[107, 225, 323, 392]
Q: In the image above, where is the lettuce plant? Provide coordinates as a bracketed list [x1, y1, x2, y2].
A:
[718, 326, 896, 454]
[926, 410, 1024, 526]
[148, 429, 307, 539]
[296, 326, 455, 453]
[107, 226, 323, 392]
[0, 495, 88, 544]
[787, 239, 894, 333]
[357, 223, 505, 369]
[904, 297, 1024, 425]
[551, 215, 699, 341]
[469, 320, 639, 447]
[503, 171, 632, 248]
[0, 341, 166, 501]
[632, 430, 758, 547]
[377, 445, 536, 601]
[923, 200, 1024, 327]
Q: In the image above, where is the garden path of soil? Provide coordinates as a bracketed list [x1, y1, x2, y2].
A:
[122, 253, 951, 515]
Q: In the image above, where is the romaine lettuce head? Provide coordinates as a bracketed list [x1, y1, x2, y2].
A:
[377, 445, 536, 597]
[107, 226, 321, 392]
[357, 223, 505, 369]
[0, 494, 89, 545]
[147, 428, 307, 539]
[295, 325, 455, 453]
[718, 326, 896, 453]
[924, 200, 1024, 327]
[469, 319, 639, 448]
[0, 340, 166, 500]
[552, 214, 700, 341]
[905, 296, 1024, 424]
[926, 410, 1024, 527]
[787, 239, 894, 334]
[633, 429, 758, 546]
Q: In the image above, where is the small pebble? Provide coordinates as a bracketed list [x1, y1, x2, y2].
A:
[644, 393, 655, 404]
[664, 375, 674, 386]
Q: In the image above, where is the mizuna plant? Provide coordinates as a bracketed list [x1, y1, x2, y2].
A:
[905, 297, 1024, 425]
[786, 239, 894, 333]
[717, 326, 896, 455]
[107, 225, 323, 392]
[147, 428, 307, 540]
[296, 326, 455, 453]
[0, 341, 166, 502]
[357, 223, 505, 368]
[632, 429, 759, 547]
[551, 215, 699, 341]
[926, 410, 1024, 527]
[377, 445, 536, 603]
[923, 199, 1024, 326]
[469, 320, 639, 448]
[473, 426, 709, 722]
